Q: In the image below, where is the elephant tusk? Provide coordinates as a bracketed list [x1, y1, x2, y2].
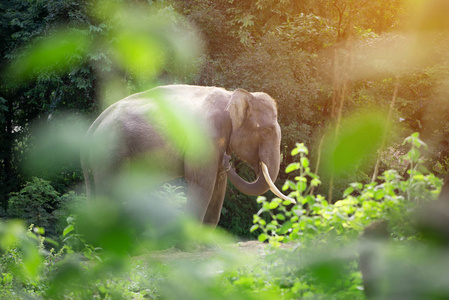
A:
[261, 162, 296, 204]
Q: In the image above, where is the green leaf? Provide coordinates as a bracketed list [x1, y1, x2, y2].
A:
[311, 178, 321, 187]
[112, 30, 164, 79]
[297, 176, 307, 182]
[286, 163, 300, 173]
[283, 199, 295, 206]
[44, 237, 59, 247]
[343, 187, 354, 197]
[268, 202, 280, 210]
[288, 180, 297, 190]
[413, 174, 425, 180]
[0, 220, 26, 250]
[63, 224, 75, 237]
[258, 233, 268, 242]
[300, 157, 310, 168]
[266, 224, 277, 231]
[296, 143, 309, 155]
[276, 214, 286, 221]
[304, 195, 315, 205]
[257, 196, 267, 204]
[8, 29, 89, 82]
[147, 91, 214, 165]
[408, 147, 421, 163]
[297, 181, 307, 193]
[279, 221, 293, 234]
[323, 112, 386, 176]
[374, 189, 385, 200]
[291, 143, 309, 156]
[291, 147, 300, 156]
[283, 180, 296, 191]
[250, 225, 259, 232]
[20, 239, 44, 282]
[33, 226, 45, 235]
[350, 182, 364, 190]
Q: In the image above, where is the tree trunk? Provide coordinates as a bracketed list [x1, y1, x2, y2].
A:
[1, 96, 14, 209]
[371, 74, 400, 182]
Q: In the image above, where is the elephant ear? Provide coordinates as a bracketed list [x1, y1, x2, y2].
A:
[226, 89, 251, 131]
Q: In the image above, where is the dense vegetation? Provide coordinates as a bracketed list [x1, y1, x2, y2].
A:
[1, 0, 449, 298]
[0, 133, 445, 299]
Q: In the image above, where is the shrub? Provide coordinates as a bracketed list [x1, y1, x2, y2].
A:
[52, 191, 87, 238]
[7, 177, 59, 234]
[7, 177, 86, 239]
[219, 161, 262, 238]
[253, 134, 442, 246]
[219, 183, 259, 238]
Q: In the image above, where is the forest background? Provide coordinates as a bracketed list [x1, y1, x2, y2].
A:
[1, 0, 449, 237]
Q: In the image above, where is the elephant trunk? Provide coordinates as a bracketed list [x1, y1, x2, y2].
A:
[226, 156, 296, 204]
[226, 163, 270, 196]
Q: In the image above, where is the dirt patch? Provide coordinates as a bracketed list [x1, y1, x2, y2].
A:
[134, 240, 271, 264]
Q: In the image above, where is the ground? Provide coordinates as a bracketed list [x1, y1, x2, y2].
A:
[134, 240, 275, 264]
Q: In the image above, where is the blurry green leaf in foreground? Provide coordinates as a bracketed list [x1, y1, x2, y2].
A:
[146, 90, 214, 166]
[8, 29, 89, 82]
[112, 30, 165, 80]
[74, 194, 233, 255]
[323, 112, 388, 176]
[24, 114, 90, 177]
[0, 221, 43, 285]
[0, 220, 26, 251]
[93, 0, 203, 89]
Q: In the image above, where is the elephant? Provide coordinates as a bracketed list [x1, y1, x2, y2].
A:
[81, 85, 294, 227]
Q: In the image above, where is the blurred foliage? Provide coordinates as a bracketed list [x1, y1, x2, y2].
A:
[0, 133, 445, 299]
[1, 0, 449, 220]
[1, 4, 449, 299]
[0, 0, 202, 208]
[0, 195, 238, 299]
[321, 111, 387, 177]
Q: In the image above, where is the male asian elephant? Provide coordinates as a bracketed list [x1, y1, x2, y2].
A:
[81, 85, 294, 227]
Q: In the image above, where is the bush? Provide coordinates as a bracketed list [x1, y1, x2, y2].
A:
[7, 177, 59, 234]
[253, 134, 442, 246]
[219, 184, 259, 238]
[240, 134, 443, 298]
[219, 160, 264, 238]
[52, 191, 86, 238]
[7, 177, 86, 239]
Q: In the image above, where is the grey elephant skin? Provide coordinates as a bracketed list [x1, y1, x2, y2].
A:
[81, 85, 291, 227]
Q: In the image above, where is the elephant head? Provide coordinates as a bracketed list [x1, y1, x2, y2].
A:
[225, 89, 295, 203]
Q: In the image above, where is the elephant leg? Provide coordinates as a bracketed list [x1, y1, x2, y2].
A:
[91, 157, 123, 199]
[92, 166, 111, 198]
[185, 165, 218, 223]
[203, 171, 227, 226]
